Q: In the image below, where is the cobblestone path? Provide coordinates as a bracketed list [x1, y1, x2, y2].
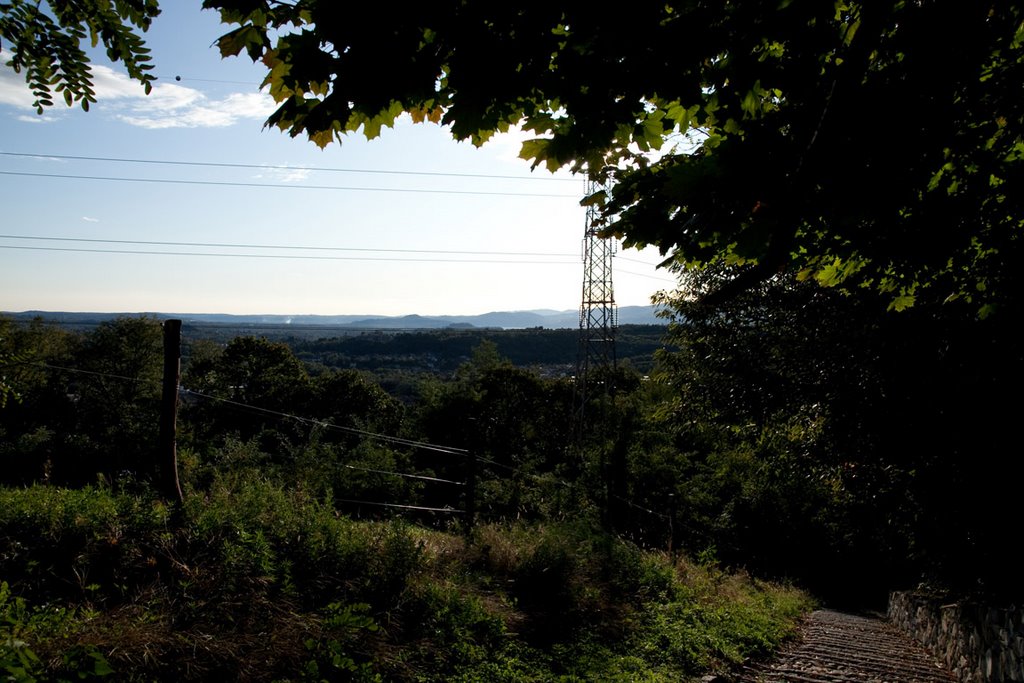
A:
[735, 609, 956, 683]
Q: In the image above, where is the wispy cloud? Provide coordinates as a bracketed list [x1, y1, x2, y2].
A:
[1, 51, 273, 129]
[15, 115, 52, 124]
[82, 216, 100, 223]
[91, 64, 152, 100]
[117, 90, 275, 129]
[252, 165, 313, 183]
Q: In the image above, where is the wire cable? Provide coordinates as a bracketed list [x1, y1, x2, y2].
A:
[617, 255, 669, 267]
[19, 360, 156, 385]
[333, 498, 464, 514]
[617, 268, 678, 283]
[0, 244, 577, 265]
[181, 387, 470, 456]
[0, 151, 582, 183]
[0, 170, 578, 198]
[159, 75, 258, 86]
[0, 233, 578, 258]
[474, 453, 572, 489]
[342, 463, 464, 486]
[611, 493, 670, 520]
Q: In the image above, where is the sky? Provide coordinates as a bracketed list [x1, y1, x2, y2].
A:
[0, 2, 676, 317]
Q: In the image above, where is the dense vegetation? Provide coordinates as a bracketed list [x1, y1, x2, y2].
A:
[0, 482, 810, 681]
[288, 324, 667, 377]
[0, 314, 817, 680]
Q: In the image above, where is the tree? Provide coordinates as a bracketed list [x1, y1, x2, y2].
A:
[182, 335, 310, 446]
[1, 0, 159, 112]
[649, 264, 1024, 600]
[200, 1, 1024, 313]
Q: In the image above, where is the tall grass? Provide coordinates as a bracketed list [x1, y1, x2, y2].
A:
[0, 480, 813, 681]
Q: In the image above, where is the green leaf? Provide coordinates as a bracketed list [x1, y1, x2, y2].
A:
[518, 138, 551, 165]
[888, 294, 915, 312]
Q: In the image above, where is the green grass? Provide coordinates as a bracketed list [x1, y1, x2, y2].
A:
[0, 480, 813, 681]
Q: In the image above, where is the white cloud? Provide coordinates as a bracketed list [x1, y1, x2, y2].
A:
[253, 165, 312, 183]
[127, 82, 202, 112]
[1, 50, 274, 130]
[90, 64, 152, 100]
[16, 114, 52, 124]
[82, 216, 100, 223]
[117, 89, 275, 129]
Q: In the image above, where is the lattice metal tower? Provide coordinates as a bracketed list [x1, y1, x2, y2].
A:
[574, 175, 618, 433]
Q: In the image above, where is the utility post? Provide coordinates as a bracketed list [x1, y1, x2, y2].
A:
[667, 493, 676, 558]
[158, 319, 184, 504]
[464, 449, 477, 537]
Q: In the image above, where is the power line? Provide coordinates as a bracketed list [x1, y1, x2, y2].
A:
[617, 268, 678, 283]
[474, 453, 572, 489]
[159, 75, 257, 86]
[342, 463, 464, 486]
[181, 388, 470, 456]
[20, 361, 156, 385]
[0, 151, 581, 183]
[0, 234, 577, 258]
[0, 244, 577, 265]
[332, 498, 463, 514]
[0, 170, 578, 198]
[618, 255, 669, 267]
[612, 493, 670, 521]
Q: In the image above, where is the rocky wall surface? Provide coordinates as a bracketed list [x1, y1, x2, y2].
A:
[889, 591, 1024, 682]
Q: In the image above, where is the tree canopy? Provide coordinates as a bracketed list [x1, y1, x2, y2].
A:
[197, 0, 1024, 314]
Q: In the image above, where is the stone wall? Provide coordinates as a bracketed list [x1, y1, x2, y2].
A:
[889, 591, 1024, 682]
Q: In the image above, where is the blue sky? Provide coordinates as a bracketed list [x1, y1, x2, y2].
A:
[0, 2, 675, 316]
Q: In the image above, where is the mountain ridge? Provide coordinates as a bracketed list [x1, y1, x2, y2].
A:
[3, 305, 667, 329]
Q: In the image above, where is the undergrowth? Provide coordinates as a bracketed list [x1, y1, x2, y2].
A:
[0, 479, 813, 681]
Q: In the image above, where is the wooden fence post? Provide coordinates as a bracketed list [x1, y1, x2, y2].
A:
[158, 319, 184, 504]
[464, 450, 477, 536]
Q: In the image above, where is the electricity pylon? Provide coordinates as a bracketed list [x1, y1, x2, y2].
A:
[574, 175, 618, 439]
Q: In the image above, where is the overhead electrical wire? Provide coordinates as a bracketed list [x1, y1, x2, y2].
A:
[0, 151, 582, 183]
[617, 268, 678, 283]
[0, 236, 670, 275]
[0, 244, 577, 264]
[159, 75, 258, 86]
[611, 493, 670, 520]
[19, 361, 154, 385]
[0, 170, 578, 198]
[473, 453, 572, 489]
[332, 498, 463, 514]
[181, 387, 470, 457]
[618, 255, 670, 267]
[0, 233, 578, 258]
[342, 463, 464, 486]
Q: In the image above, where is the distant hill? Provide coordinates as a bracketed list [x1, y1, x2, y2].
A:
[4, 305, 667, 330]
